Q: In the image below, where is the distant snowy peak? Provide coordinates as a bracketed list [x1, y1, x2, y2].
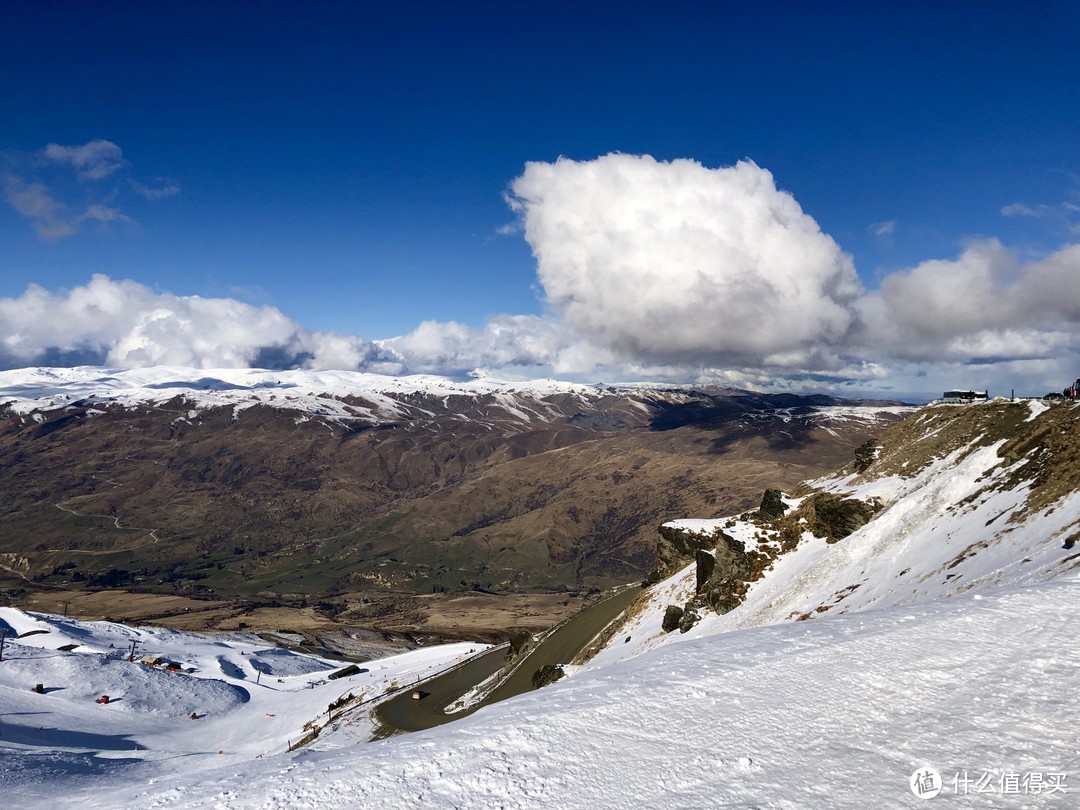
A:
[0, 365, 912, 429]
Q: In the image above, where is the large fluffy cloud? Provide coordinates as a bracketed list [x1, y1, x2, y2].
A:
[508, 154, 862, 367]
[0, 275, 588, 378]
[857, 239, 1080, 362]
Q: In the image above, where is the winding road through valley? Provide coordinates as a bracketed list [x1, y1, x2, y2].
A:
[373, 585, 641, 737]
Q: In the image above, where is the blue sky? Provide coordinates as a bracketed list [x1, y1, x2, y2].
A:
[2, 2, 1079, 394]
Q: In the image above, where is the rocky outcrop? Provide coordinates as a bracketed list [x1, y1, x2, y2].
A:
[694, 549, 715, 592]
[652, 484, 882, 633]
[758, 488, 787, 520]
[531, 663, 565, 689]
[677, 603, 701, 633]
[691, 529, 753, 615]
[655, 524, 719, 576]
[853, 439, 880, 473]
[807, 493, 880, 543]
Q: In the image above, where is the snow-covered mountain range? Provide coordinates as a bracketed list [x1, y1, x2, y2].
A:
[2, 395, 1077, 807]
[0, 365, 911, 427]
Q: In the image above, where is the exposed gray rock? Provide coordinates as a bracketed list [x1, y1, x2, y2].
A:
[531, 663, 565, 689]
[706, 585, 742, 614]
[694, 549, 716, 592]
[678, 603, 701, 633]
[809, 493, 879, 543]
[759, 488, 787, 520]
[853, 439, 879, 473]
[656, 524, 718, 575]
[714, 531, 749, 582]
[662, 605, 684, 633]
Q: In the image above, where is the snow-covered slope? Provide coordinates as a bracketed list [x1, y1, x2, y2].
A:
[0, 365, 601, 423]
[27, 578, 1080, 809]
[0, 610, 487, 804]
[591, 398, 1080, 669]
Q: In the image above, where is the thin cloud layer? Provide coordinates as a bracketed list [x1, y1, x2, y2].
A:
[43, 139, 125, 181]
[508, 154, 862, 367]
[2, 140, 177, 240]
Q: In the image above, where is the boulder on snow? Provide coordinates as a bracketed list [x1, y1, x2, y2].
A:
[662, 605, 684, 633]
[678, 603, 701, 634]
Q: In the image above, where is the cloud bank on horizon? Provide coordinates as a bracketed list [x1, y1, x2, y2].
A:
[4, 150, 1080, 394]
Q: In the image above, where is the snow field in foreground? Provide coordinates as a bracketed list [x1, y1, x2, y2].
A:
[48, 576, 1080, 809]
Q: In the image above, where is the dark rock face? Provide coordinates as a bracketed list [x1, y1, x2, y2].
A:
[759, 488, 787, 520]
[677, 603, 701, 633]
[662, 605, 684, 633]
[714, 531, 750, 581]
[853, 439, 879, 473]
[694, 549, 715, 592]
[695, 530, 750, 616]
[808, 493, 880, 543]
[531, 663, 565, 689]
[656, 524, 718, 577]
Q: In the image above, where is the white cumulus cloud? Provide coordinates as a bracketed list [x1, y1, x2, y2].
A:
[855, 239, 1080, 364]
[507, 154, 862, 368]
[377, 315, 603, 376]
[0, 276, 365, 371]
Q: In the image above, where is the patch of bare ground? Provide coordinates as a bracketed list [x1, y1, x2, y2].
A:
[7, 588, 326, 633]
[1, 586, 590, 646]
[0, 392, 907, 599]
[335, 590, 593, 644]
[854, 401, 1080, 524]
